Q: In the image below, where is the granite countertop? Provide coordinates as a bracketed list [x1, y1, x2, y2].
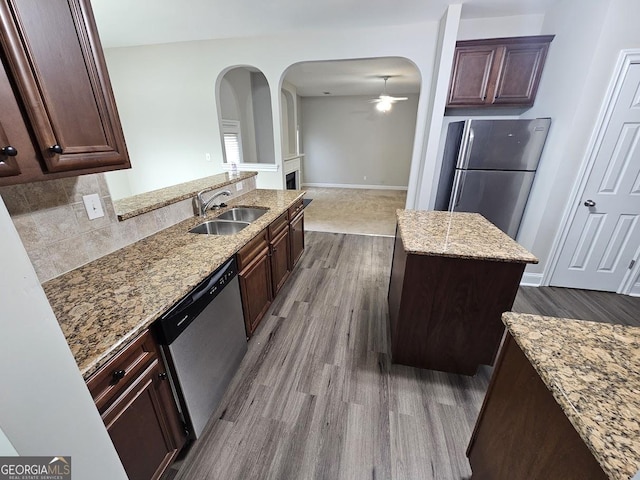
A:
[113, 171, 258, 220]
[503, 312, 640, 480]
[396, 210, 538, 263]
[43, 188, 304, 380]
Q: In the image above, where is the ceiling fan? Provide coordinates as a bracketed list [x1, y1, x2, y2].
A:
[370, 76, 408, 112]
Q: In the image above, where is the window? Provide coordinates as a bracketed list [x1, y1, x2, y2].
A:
[221, 120, 243, 164]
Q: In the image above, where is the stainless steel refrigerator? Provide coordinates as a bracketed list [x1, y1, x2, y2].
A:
[434, 118, 551, 238]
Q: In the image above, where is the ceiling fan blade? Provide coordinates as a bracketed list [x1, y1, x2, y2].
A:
[388, 96, 409, 102]
[369, 98, 382, 103]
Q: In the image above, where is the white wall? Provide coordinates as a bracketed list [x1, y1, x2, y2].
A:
[516, 0, 640, 284]
[457, 14, 545, 40]
[280, 80, 298, 157]
[0, 198, 127, 479]
[0, 428, 17, 455]
[410, 5, 461, 208]
[103, 46, 225, 198]
[301, 94, 419, 187]
[101, 20, 442, 191]
[251, 72, 276, 164]
[221, 68, 259, 164]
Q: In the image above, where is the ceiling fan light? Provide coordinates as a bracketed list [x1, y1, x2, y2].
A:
[376, 100, 392, 112]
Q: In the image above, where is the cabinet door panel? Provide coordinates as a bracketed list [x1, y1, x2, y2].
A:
[492, 43, 549, 106]
[239, 249, 273, 337]
[0, 0, 129, 172]
[270, 227, 291, 296]
[290, 211, 304, 269]
[448, 47, 500, 106]
[0, 54, 38, 178]
[102, 360, 182, 480]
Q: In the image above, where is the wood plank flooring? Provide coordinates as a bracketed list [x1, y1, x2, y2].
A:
[165, 232, 639, 480]
[514, 286, 640, 327]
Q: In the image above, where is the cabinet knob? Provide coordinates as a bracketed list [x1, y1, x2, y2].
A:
[158, 372, 168, 380]
[49, 144, 63, 154]
[112, 369, 126, 382]
[1, 146, 18, 157]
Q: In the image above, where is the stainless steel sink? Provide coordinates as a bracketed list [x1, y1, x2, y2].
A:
[189, 220, 250, 235]
[216, 207, 268, 223]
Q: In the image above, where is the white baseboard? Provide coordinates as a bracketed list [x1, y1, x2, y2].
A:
[302, 182, 408, 191]
[630, 282, 640, 297]
[520, 272, 543, 287]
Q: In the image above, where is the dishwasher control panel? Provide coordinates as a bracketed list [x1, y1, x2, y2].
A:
[154, 257, 238, 344]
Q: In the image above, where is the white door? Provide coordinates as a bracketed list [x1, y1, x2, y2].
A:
[551, 61, 640, 291]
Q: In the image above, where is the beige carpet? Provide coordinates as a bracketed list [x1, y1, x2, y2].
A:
[302, 187, 407, 236]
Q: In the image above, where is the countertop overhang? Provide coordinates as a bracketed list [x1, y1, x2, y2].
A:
[43, 189, 305, 380]
[396, 210, 538, 264]
[503, 312, 640, 480]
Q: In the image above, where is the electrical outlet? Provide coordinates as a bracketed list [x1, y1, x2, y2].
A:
[236, 181, 243, 191]
[364, 176, 367, 181]
[82, 194, 104, 220]
[205, 152, 211, 162]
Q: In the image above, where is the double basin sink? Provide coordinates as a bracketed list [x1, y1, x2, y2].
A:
[189, 207, 267, 235]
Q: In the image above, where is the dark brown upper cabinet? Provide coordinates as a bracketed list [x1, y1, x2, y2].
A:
[0, 0, 130, 186]
[447, 35, 554, 108]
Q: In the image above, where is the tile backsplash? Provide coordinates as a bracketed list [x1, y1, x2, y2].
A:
[0, 173, 256, 283]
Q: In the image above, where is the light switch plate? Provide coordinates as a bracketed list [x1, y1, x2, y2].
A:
[236, 181, 243, 191]
[82, 194, 105, 220]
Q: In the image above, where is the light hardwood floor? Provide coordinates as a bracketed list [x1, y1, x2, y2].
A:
[164, 232, 640, 480]
[303, 187, 407, 236]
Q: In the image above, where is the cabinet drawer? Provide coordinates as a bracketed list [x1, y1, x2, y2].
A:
[237, 228, 269, 271]
[288, 198, 304, 220]
[87, 329, 158, 412]
[268, 211, 289, 239]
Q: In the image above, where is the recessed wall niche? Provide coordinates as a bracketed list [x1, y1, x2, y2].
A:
[217, 67, 275, 166]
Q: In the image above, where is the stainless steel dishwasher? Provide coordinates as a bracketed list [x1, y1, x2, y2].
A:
[154, 257, 247, 440]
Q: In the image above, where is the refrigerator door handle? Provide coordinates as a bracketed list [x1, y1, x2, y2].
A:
[463, 127, 475, 169]
[456, 123, 475, 169]
[449, 171, 466, 210]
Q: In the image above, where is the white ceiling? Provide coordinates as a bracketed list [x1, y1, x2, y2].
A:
[284, 58, 421, 97]
[91, 0, 555, 98]
[91, 0, 555, 49]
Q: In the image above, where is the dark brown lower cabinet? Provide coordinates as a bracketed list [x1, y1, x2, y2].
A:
[467, 333, 607, 480]
[270, 226, 291, 296]
[239, 246, 273, 336]
[238, 202, 305, 338]
[289, 211, 304, 269]
[87, 330, 186, 480]
[103, 360, 184, 480]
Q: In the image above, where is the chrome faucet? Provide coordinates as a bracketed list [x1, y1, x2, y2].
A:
[197, 189, 231, 217]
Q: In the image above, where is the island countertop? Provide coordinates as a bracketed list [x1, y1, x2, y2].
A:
[503, 312, 640, 480]
[43, 188, 304, 380]
[396, 210, 538, 264]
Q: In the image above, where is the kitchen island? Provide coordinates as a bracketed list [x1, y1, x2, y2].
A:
[468, 312, 640, 480]
[388, 210, 537, 374]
